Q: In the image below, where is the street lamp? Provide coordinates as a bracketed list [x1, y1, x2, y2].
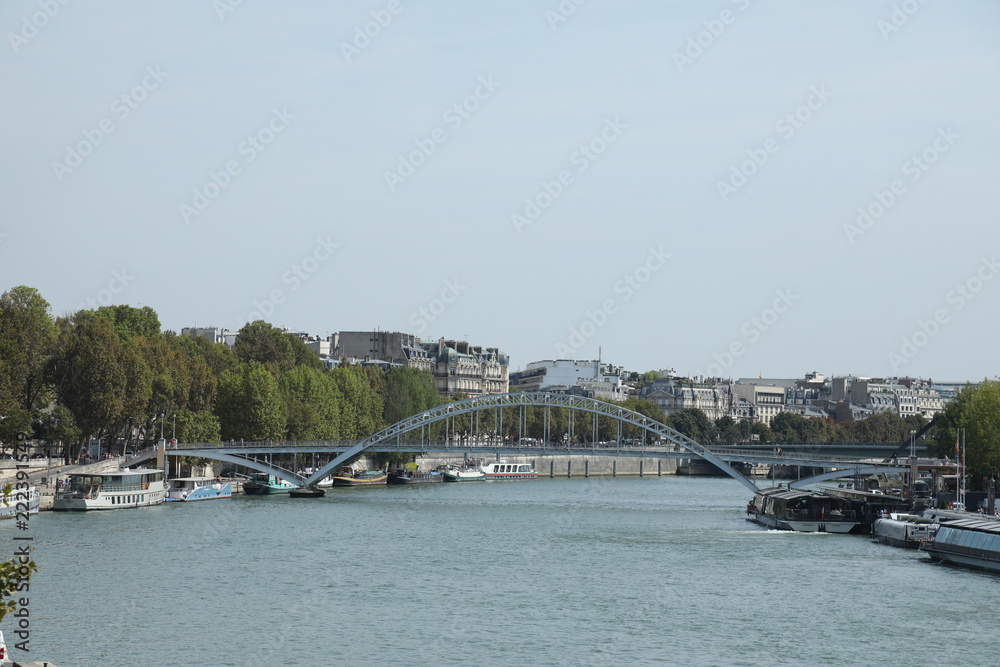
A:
[910, 429, 916, 459]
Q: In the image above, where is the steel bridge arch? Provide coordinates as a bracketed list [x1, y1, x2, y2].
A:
[126, 449, 307, 488]
[303, 392, 758, 491]
[788, 465, 903, 489]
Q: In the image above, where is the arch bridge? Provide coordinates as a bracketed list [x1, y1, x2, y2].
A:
[128, 392, 911, 492]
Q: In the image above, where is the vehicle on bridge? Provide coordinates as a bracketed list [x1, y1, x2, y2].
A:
[53, 469, 166, 510]
[243, 473, 298, 495]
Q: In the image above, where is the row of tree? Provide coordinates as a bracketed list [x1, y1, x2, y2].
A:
[0, 286, 443, 463]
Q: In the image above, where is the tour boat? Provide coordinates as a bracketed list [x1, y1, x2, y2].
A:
[920, 517, 1000, 572]
[0, 486, 40, 518]
[242, 473, 298, 495]
[746, 487, 862, 533]
[331, 468, 388, 486]
[441, 465, 486, 482]
[478, 460, 538, 480]
[873, 513, 938, 549]
[52, 469, 166, 510]
[166, 477, 232, 502]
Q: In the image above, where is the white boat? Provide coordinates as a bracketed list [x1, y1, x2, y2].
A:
[440, 465, 485, 482]
[53, 468, 166, 511]
[873, 513, 938, 549]
[166, 477, 232, 502]
[0, 486, 40, 519]
[478, 460, 538, 479]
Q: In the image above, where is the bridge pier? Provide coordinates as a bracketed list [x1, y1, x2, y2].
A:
[568, 460, 572, 478]
[585, 460, 589, 478]
[640, 460, 644, 477]
[613, 460, 617, 477]
[550, 461, 555, 478]
[658, 460, 662, 477]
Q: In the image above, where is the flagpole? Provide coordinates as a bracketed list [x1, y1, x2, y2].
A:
[961, 427, 966, 510]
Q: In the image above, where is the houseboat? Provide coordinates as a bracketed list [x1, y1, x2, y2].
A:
[747, 487, 862, 533]
[166, 477, 232, 502]
[331, 468, 387, 487]
[920, 516, 1000, 573]
[242, 473, 298, 495]
[0, 486, 40, 518]
[873, 513, 938, 549]
[478, 460, 538, 479]
[387, 467, 443, 484]
[52, 469, 166, 510]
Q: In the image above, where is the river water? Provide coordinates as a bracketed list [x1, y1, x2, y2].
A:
[15, 477, 1000, 666]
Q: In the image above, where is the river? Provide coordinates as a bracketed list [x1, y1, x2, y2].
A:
[16, 476, 1000, 666]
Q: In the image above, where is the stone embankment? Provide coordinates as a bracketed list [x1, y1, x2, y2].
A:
[407, 453, 678, 477]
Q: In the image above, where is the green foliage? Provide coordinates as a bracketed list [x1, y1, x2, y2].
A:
[383, 367, 439, 426]
[94, 304, 161, 340]
[280, 366, 341, 440]
[0, 490, 35, 622]
[215, 362, 285, 441]
[0, 286, 58, 442]
[665, 408, 717, 443]
[933, 379, 1000, 490]
[173, 409, 221, 443]
[330, 364, 383, 439]
[49, 311, 150, 449]
[233, 321, 319, 375]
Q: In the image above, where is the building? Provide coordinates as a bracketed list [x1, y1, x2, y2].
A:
[510, 359, 630, 402]
[421, 338, 509, 398]
[639, 378, 731, 420]
[181, 326, 231, 345]
[333, 331, 433, 371]
[733, 384, 785, 425]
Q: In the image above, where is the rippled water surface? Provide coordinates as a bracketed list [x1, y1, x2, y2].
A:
[18, 477, 1000, 666]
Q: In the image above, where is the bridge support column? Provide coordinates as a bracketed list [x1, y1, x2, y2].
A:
[585, 460, 589, 478]
[657, 460, 662, 477]
[613, 460, 617, 477]
[567, 460, 572, 478]
[640, 460, 644, 477]
[550, 461, 554, 478]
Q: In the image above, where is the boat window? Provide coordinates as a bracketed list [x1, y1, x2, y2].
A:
[957, 531, 974, 548]
[971, 532, 988, 550]
[987, 535, 1000, 553]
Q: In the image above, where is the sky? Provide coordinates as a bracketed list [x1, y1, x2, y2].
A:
[2, 1, 998, 382]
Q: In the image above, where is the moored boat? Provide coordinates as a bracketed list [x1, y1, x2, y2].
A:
[166, 477, 232, 502]
[387, 467, 443, 484]
[332, 468, 387, 487]
[441, 465, 486, 482]
[242, 473, 298, 495]
[747, 487, 862, 533]
[53, 469, 166, 510]
[920, 516, 1000, 572]
[0, 486, 40, 518]
[873, 513, 938, 549]
[478, 460, 538, 480]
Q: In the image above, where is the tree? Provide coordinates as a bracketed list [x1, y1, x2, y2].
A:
[172, 409, 221, 443]
[715, 416, 741, 444]
[233, 321, 318, 375]
[280, 366, 341, 440]
[49, 312, 149, 458]
[0, 286, 58, 442]
[215, 362, 285, 441]
[94, 304, 161, 340]
[933, 379, 1000, 490]
[382, 367, 439, 426]
[665, 408, 717, 443]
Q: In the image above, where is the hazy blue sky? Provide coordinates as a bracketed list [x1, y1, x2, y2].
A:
[2, 1, 998, 381]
